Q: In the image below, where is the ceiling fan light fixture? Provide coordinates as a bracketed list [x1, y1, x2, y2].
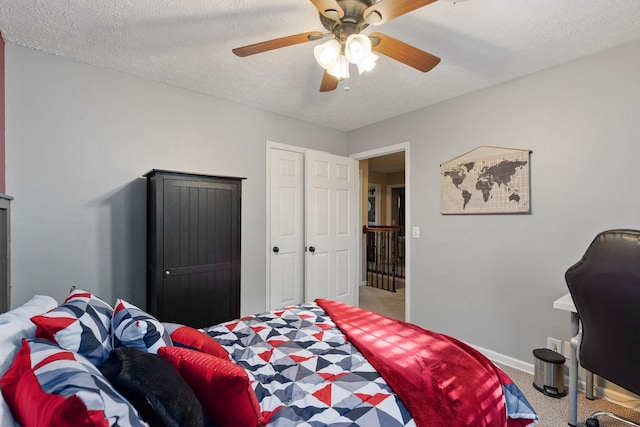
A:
[356, 53, 379, 75]
[327, 55, 350, 79]
[344, 34, 372, 64]
[324, 9, 341, 20]
[364, 10, 382, 25]
[234, 0, 443, 92]
[313, 39, 341, 68]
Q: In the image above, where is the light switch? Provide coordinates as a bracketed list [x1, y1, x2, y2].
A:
[412, 226, 420, 238]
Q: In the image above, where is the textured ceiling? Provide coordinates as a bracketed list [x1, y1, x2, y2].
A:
[1, 0, 639, 131]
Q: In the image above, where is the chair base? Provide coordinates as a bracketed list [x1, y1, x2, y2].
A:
[577, 411, 640, 427]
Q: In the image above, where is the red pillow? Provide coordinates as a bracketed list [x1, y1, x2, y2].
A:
[162, 323, 229, 359]
[157, 346, 266, 427]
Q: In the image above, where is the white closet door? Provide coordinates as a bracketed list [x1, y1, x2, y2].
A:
[269, 149, 304, 309]
[305, 149, 357, 306]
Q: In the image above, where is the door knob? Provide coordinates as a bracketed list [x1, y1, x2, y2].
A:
[165, 270, 171, 276]
[273, 246, 279, 254]
[309, 246, 316, 253]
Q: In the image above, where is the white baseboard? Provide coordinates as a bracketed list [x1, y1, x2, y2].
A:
[469, 343, 535, 375]
[591, 382, 640, 411]
[470, 343, 640, 411]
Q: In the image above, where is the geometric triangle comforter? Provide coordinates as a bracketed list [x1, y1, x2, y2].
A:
[205, 300, 538, 427]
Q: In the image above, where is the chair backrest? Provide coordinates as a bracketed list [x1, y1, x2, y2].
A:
[565, 229, 640, 395]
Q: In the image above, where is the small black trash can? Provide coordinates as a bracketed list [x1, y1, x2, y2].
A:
[532, 348, 566, 397]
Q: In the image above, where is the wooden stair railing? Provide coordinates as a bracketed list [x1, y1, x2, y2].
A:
[363, 225, 405, 292]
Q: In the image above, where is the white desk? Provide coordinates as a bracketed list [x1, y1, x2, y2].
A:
[553, 293, 594, 427]
[552, 292, 576, 312]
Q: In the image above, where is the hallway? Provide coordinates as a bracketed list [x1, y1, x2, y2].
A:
[358, 283, 405, 321]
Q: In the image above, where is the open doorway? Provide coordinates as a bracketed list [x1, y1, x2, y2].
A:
[352, 145, 408, 321]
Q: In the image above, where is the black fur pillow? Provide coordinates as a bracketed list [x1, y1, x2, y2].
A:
[100, 347, 208, 427]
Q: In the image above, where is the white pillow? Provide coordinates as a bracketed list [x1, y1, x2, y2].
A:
[0, 395, 19, 427]
[0, 295, 58, 376]
[0, 295, 58, 427]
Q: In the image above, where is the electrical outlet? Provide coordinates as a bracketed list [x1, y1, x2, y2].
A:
[547, 337, 562, 354]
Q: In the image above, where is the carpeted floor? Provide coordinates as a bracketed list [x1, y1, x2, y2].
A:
[358, 285, 640, 426]
[359, 283, 405, 321]
[498, 363, 640, 426]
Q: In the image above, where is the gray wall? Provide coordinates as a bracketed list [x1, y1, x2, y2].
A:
[6, 38, 640, 367]
[5, 44, 347, 314]
[347, 39, 640, 363]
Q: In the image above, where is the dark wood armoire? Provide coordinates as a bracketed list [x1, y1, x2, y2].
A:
[145, 170, 243, 328]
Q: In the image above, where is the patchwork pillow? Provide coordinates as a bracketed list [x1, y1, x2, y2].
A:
[0, 294, 58, 377]
[112, 299, 171, 353]
[158, 346, 266, 427]
[162, 322, 229, 359]
[0, 338, 148, 427]
[100, 347, 207, 427]
[30, 289, 113, 367]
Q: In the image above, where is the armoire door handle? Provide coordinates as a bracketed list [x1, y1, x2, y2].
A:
[273, 246, 279, 254]
[309, 246, 316, 253]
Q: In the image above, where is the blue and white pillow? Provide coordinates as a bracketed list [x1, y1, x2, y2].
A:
[30, 289, 113, 367]
[112, 299, 171, 353]
[0, 338, 148, 427]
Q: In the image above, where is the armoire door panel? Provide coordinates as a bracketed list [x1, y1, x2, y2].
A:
[165, 182, 235, 268]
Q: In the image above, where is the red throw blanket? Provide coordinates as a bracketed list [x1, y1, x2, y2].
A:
[316, 299, 510, 427]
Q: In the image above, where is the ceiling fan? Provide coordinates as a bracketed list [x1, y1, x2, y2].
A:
[232, 0, 441, 92]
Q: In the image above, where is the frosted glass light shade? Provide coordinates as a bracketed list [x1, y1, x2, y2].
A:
[327, 55, 350, 79]
[345, 34, 372, 64]
[356, 53, 379, 75]
[314, 39, 341, 69]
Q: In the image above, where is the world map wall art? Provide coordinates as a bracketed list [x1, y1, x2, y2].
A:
[440, 147, 531, 214]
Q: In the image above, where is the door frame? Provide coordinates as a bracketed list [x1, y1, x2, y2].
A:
[266, 141, 406, 314]
[350, 142, 411, 322]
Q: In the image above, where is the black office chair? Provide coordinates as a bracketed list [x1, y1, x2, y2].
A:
[565, 229, 640, 427]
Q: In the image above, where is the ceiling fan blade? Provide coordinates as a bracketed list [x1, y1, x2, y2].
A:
[233, 31, 324, 57]
[320, 70, 339, 92]
[370, 32, 440, 72]
[364, 0, 437, 25]
[309, 0, 345, 20]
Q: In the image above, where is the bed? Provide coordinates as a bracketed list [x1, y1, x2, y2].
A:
[0, 290, 538, 427]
